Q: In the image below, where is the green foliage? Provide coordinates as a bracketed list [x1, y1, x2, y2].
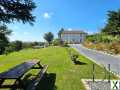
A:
[102, 10, 120, 36]
[52, 39, 61, 46]
[58, 28, 64, 38]
[85, 33, 120, 54]
[68, 48, 79, 61]
[22, 42, 33, 48]
[5, 41, 23, 54]
[63, 41, 69, 47]
[44, 32, 54, 44]
[71, 54, 79, 61]
[31, 41, 39, 46]
[11, 41, 23, 51]
[22, 42, 45, 48]
[86, 33, 120, 43]
[0, 24, 12, 54]
[108, 42, 120, 54]
[0, 0, 36, 25]
[4, 45, 14, 55]
[52, 38, 64, 46]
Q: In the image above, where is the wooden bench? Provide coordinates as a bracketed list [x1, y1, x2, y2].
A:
[0, 60, 44, 89]
[26, 65, 48, 90]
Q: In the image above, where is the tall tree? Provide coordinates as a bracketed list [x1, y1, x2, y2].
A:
[102, 10, 120, 36]
[0, 0, 36, 25]
[58, 28, 64, 39]
[44, 32, 54, 44]
[12, 41, 23, 51]
[0, 24, 11, 54]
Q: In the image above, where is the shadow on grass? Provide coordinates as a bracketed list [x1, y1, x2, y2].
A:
[73, 60, 87, 65]
[36, 73, 57, 90]
[9, 73, 57, 90]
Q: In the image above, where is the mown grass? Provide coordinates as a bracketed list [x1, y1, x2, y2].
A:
[0, 47, 117, 90]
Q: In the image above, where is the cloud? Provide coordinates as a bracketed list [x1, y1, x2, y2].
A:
[12, 32, 17, 35]
[68, 28, 72, 31]
[23, 32, 30, 35]
[43, 12, 53, 19]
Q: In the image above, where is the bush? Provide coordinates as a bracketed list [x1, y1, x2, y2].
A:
[12, 41, 23, 51]
[83, 41, 95, 49]
[4, 46, 13, 55]
[22, 42, 33, 48]
[95, 43, 108, 51]
[84, 33, 120, 54]
[63, 41, 69, 47]
[67, 48, 79, 62]
[52, 39, 61, 46]
[4, 41, 23, 54]
[71, 54, 79, 61]
[109, 42, 120, 54]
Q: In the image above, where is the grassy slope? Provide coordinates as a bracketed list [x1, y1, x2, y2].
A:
[0, 47, 116, 90]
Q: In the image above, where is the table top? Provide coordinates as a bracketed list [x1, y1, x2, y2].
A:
[0, 60, 40, 79]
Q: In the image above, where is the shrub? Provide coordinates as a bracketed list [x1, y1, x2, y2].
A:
[83, 41, 95, 49]
[52, 39, 61, 46]
[84, 33, 120, 55]
[67, 48, 79, 62]
[10, 41, 23, 51]
[4, 46, 13, 55]
[71, 54, 79, 61]
[22, 42, 33, 48]
[109, 42, 120, 54]
[63, 41, 69, 47]
[95, 43, 108, 51]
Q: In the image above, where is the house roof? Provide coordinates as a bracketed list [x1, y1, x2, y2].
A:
[61, 30, 87, 34]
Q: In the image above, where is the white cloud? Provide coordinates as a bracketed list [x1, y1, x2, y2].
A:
[43, 12, 53, 19]
[12, 32, 17, 35]
[23, 32, 30, 35]
[68, 28, 72, 31]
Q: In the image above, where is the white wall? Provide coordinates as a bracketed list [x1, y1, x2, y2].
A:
[61, 33, 86, 43]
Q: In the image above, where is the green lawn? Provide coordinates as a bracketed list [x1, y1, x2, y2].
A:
[0, 47, 117, 90]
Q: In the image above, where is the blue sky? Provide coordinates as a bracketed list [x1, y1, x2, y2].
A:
[8, 0, 120, 42]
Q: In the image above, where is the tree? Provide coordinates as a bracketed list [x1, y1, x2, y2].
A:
[0, 0, 36, 25]
[44, 32, 54, 44]
[32, 41, 39, 46]
[0, 24, 12, 54]
[58, 28, 64, 39]
[52, 39, 61, 46]
[12, 41, 23, 51]
[102, 10, 120, 36]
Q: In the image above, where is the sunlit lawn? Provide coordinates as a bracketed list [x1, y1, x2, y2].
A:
[0, 47, 117, 90]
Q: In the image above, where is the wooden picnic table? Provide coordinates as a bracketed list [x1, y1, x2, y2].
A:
[0, 60, 43, 88]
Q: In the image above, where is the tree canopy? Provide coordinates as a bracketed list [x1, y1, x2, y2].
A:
[102, 10, 120, 36]
[0, 24, 12, 54]
[44, 32, 54, 44]
[58, 28, 64, 38]
[0, 0, 36, 25]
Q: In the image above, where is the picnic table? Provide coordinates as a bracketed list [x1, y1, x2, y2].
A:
[0, 60, 48, 89]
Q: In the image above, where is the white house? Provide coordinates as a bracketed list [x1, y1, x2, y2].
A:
[61, 30, 87, 43]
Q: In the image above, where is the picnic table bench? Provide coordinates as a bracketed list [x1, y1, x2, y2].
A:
[0, 60, 48, 89]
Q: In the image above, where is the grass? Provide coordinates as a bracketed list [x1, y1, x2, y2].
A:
[0, 47, 117, 90]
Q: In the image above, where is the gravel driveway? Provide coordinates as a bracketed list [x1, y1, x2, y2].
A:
[70, 44, 120, 75]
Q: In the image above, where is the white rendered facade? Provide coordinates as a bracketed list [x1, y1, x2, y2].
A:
[61, 31, 87, 43]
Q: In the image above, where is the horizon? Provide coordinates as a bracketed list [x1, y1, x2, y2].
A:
[7, 0, 120, 42]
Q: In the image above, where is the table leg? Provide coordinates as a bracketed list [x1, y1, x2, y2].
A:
[14, 78, 24, 89]
[32, 62, 43, 69]
[37, 62, 43, 69]
[0, 79, 5, 86]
